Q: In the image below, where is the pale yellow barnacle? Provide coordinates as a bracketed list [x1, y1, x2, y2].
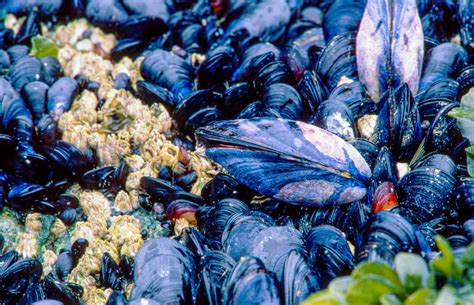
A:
[16, 232, 38, 258]
[58, 44, 78, 67]
[57, 111, 75, 133]
[88, 216, 109, 239]
[90, 27, 117, 54]
[4, 14, 18, 30]
[357, 114, 377, 140]
[42, 250, 57, 276]
[125, 154, 145, 172]
[79, 191, 112, 219]
[96, 134, 131, 166]
[51, 218, 67, 238]
[84, 288, 108, 305]
[71, 221, 95, 245]
[114, 190, 134, 213]
[128, 190, 141, 211]
[112, 57, 134, 78]
[131, 120, 154, 146]
[76, 39, 93, 52]
[109, 215, 142, 249]
[121, 238, 143, 258]
[125, 171, 143, 192]
[25, 213, 42, 233]
[174, 217, 194, 236]
[87, 131, 106, 150]
[61, 124, 92, 151]
[64, 51, 113, 82]
[53, 18, 90, 47]
[69, 90, 99, 124]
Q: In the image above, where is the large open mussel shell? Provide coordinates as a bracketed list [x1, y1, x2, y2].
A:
[356, 0, 424, 102]
[197, 118, 371, 207]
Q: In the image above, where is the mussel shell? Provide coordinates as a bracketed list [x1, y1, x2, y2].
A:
[222, 0, 290, 43]
[197, 118, 371, 207]
[100, 252, 125, 291]
[198, 46, 238, 90]
[312, 99, 356, 140]
[0, 49, 10, 70]
[263, 83, 303, 120]
[136, 80, 178, 114]
[221, 256, 281, 305]
[419, 43, 469, 93]
[222, 211, 275, 261]
[8, 56, 45, 91]
[306, 225, 354, 287]
[47, 77, 79, 121]
[140, 49, 194, 99]
[282, 250, 319, 305]
[85, 0, 129, 29]
[106, 291, 128, 305]
[317, 32, 357, 91]
[198, 250, 236, 305]
[201, 173, 254, 205]
[322, 0, 365, 42]
[0, 258, 42, 299]
[296, 70, 327, 117]
[113, 72, 131, 90]
[6, 45, 29, 65]
[216, 82, 257, 118]
[356, 211, 417, 264]
[55, 250, 73, 280]
[21, 81, 49, 124]
[232, 43, 280, 82]
[250, 226, 304, 280]
[372, 84, 422, 162]
[15, 10, 40, 45]
[397, 166, 457, 224]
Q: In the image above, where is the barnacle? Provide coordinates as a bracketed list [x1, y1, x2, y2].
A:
[16, 232, 38, 258]
[25, 212, 42, 233]
[79, 190, 112, 219]
[42, 249, 57, 276]
[109, 215, 142, 249]
[50, 218, 67, 238]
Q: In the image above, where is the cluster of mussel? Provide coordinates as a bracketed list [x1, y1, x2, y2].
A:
[0, 0, 473, 304]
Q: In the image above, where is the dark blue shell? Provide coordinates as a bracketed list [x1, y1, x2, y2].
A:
[197, 118, 371, 207]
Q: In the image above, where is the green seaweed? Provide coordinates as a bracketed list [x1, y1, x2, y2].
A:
[30, 35, 59, 59]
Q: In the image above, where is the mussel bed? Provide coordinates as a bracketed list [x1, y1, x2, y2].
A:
[0, 1, 473, 305]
